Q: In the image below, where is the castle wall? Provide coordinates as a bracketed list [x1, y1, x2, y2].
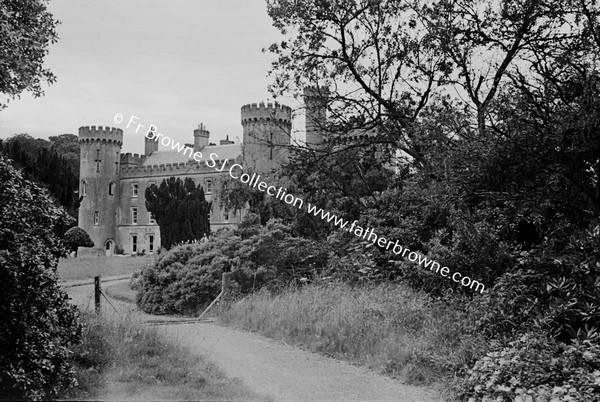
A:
[78, 101, 293, 255]
[116, 160, 241, 254]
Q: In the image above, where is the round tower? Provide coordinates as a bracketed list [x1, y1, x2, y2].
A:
[241, 102, 292, 172]
[303, 86, 329, 149]
[78, 126, 123, 253]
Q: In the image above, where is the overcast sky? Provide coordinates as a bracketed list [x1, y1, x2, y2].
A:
[0, 0, 301, 153]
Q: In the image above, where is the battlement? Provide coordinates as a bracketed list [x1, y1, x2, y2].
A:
[120, 152, 143, 167]
[241, 101, 292, 125]
[78, 125, 123, 145]
[119, 156, 239, 179]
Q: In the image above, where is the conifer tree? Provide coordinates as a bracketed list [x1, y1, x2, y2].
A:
[145, 177, 211, 249]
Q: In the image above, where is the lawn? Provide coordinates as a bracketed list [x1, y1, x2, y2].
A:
[104, 280, 138, 304]
[57, 255, 152, 281]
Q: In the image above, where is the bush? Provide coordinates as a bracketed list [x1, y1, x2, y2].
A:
[458, 332, 600, 401]
[136, 215, 329, 315]
[0, 155, 81, 400]
[472, 224, 600, 343]
[63, 226, 94, 256]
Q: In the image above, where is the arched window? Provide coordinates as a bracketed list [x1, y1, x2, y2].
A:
[108, 181, 116, 196]
[81, 180, 87, 196]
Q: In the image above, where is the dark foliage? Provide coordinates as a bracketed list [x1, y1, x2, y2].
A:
[145, 177, 211, 249]
[0, 134, 80, 219]
[0, 155, 81, 400]
[63, 226, 94, 256]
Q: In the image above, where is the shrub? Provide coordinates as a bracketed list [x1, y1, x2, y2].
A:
[136, 216, 329, 315]
[0, 155, 81, 400]
[63, 226, 94, 256]
[136, 233, 235, 315]
[458, 332, 600, 401]
[115, 244, 124, 255]
[472, 224, 600, 343]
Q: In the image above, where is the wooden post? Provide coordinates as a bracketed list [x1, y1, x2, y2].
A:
[94, 275, 101, 314]
[220, 272, 232, 314]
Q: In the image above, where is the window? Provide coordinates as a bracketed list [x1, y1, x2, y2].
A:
[108, 181, 116, 196]
[131, 207, 138, 224]
[148, 234, 154, 252]
[132, 183, 139, 197]
[205, 178, 212, 194]
[94, 211, 99, 225]
[148, 212, 156, 225]
[223, 210, 229, 221]
[81, 180, 87, 196]
[131, 235, 138, 253]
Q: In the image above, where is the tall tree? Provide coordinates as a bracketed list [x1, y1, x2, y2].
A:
[0, 0, 59, 109]
[145, 177, 211, 249]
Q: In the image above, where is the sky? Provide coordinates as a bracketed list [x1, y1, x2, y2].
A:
[0, 0, 301, 154]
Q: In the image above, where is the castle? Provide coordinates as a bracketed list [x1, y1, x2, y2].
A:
[79, 89, 328, 255]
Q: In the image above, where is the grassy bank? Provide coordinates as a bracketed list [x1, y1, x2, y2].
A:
[61, 312, 261, 401]
[220, 282, 486, 396]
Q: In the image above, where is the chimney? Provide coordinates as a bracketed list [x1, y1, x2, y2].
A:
[193, 123, 209, 152]
[144, 129, 159, 156]
[219, 135, 234, 145]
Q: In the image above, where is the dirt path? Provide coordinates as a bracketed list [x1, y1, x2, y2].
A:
[65, 278, 441, 401]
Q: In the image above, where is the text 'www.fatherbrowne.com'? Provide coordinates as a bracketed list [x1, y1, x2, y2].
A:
[114, 113, 486, 293]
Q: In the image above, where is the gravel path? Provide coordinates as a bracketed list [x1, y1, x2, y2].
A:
[65, 278, 441, 401]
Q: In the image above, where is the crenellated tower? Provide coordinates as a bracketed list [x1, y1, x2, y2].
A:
[241, 102, 292, 172]
[78, 126, 123, 254]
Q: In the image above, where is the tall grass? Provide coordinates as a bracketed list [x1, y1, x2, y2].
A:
[220, 282, 486, 391]
[61, 311, 261, 401]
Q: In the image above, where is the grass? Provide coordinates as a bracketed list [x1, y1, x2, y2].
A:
[57, 255, 151, 281]
[104, 280, 138, 304]
[220, 282, 486, 398]
[61, 311, 263, 401]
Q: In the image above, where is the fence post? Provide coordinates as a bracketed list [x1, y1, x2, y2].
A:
[94, 275, 101, 314]
[220, 272, 231, 314]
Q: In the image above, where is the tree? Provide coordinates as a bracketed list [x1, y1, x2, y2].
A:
[49, 134, 80, 172]
[0, 0, 59, 109]
[63, 226, 94, 257]
[145, 177, 211, 249]
[0, 155, 81, 400]
[0, 134, 80, 219]
[266, 0, 445, 167]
